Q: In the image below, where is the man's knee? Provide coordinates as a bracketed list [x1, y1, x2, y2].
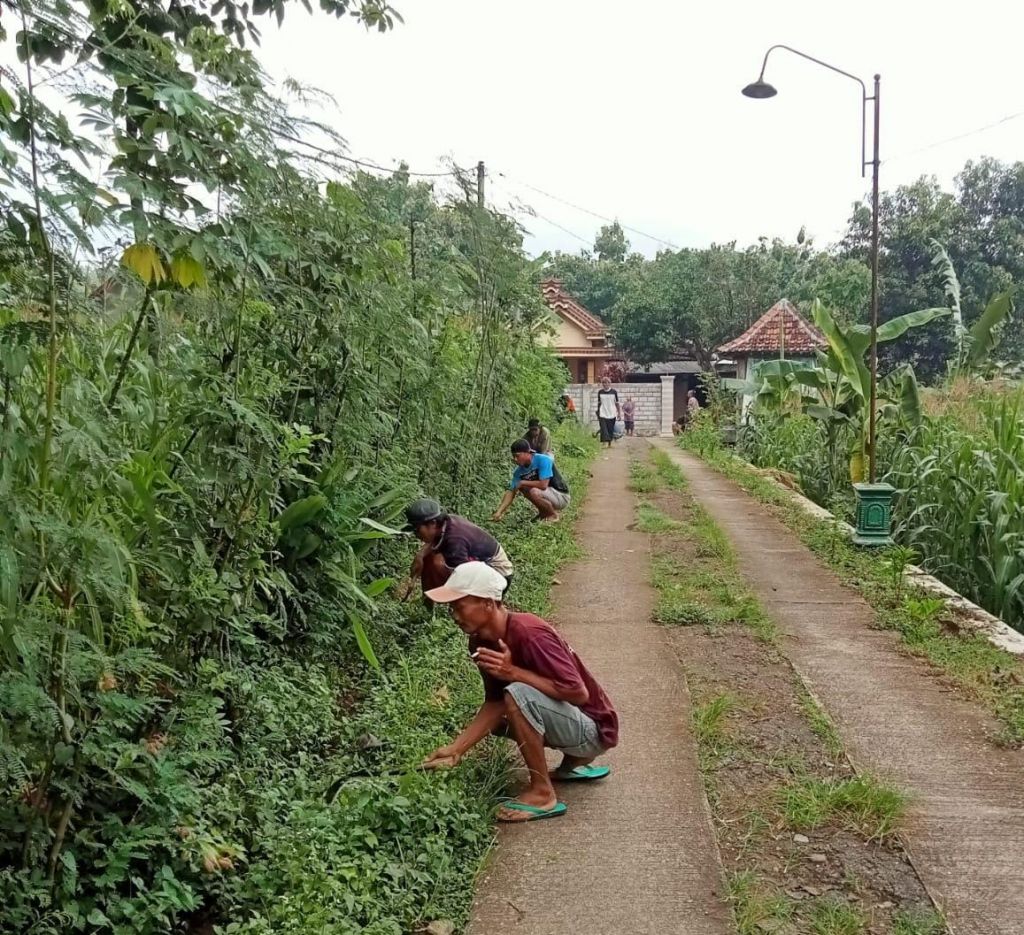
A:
[504, 684, 526, 714]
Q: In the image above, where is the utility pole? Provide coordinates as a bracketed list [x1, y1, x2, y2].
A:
[476, 160, 485, 209]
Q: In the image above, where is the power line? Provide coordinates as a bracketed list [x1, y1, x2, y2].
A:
[887, 108, 1024, 164]
[534, 213, 593, 247]
[490, 179, 593, 247]
[496, 170, 682, 251]
[282, 135, 457, 177]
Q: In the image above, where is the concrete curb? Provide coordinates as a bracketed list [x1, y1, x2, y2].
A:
[716, 450, 1024, 657]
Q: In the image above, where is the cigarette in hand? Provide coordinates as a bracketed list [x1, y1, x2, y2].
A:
[471, 650, 480, 660]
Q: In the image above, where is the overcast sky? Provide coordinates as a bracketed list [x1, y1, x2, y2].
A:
[258, 0, 1024, 258]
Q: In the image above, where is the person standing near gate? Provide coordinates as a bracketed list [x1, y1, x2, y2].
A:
[622, 396, 636, 437]
[596, 377, 621, 448]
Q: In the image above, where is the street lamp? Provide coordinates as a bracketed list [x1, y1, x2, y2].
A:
[742, 44, 893, 546]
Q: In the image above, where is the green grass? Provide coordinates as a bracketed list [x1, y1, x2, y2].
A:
[638, 460, 777, 642]
[781, 773, 908, 841]
[684, 441, 1024, 747]
[629, 460, 661, 494]
[726, 872, 796, 935]
[650, 448, 688, 489]
[810, 897, 867, 935]
[893, 907, 948, 935]
[798, 690, 844, 759]
[635, 502, 683, 533]
[693, 693, 737, 748]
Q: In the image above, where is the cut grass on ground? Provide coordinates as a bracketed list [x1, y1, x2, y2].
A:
[680, 441, 1024, 747]
[781, 773, 908, 842]
[638, 462, 776, 643]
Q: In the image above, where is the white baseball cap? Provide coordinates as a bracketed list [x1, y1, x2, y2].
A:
[426, 562, 506, 603]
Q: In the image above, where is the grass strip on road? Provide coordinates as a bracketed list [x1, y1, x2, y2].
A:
[633, 445, 944, 935]
[677, 437, 1024, 747]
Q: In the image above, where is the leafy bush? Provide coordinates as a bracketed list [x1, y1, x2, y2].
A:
[0, 3, 590, 929]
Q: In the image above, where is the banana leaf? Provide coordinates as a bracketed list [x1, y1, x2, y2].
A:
[812, 299, 870, 402]
[966, 290, 1015, 370]
[848, 306, 950, 344]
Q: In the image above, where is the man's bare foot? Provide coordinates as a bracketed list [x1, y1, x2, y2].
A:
[496, 787, 559, 822]
[539, 513, 561, 524]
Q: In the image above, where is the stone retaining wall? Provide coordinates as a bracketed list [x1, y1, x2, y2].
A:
[566, 377, 676, 436]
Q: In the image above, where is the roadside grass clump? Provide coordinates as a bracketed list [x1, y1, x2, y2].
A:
[629, 460, 661, 494]
[650, 448, 688, 489]
[693, 693, 737, 752]
[810, 897, 867, 935]
[656, 596, 717, 628]
[636, 502, 683, 533]
[639, 457, 778, 642]
[781, 774, 908, 841]
[798, 690, 844, 759]
[894, 907, 948, 935]
[681, 440, 1024, 747]
[726, 872, 796, 935]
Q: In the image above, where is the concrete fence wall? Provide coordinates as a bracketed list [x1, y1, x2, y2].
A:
[566, 377, 676, 436]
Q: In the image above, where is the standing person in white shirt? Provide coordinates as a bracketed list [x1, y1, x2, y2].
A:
[595, 377, 621, 449]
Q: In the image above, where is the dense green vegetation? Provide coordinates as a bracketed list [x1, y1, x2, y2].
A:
[0, 2, 599, 931]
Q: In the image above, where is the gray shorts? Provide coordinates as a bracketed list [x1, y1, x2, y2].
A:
[538, 487, 571, 512]
[505, 682, 604, 758]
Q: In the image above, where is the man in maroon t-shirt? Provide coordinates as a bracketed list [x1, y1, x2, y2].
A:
[422, 562, 618, 823]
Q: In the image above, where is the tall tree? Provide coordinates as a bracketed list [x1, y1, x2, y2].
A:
[593, 221, 628, 262]
[841, 159, 1023, 379]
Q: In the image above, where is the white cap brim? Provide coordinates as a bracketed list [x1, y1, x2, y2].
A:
[424, 584, 469, 603]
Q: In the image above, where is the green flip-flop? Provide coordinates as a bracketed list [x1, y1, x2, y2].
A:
[551, 764, 611, 782]
[497, 801, 567, 822]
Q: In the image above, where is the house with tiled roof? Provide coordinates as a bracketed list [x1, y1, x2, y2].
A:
[718, 298, 827, 360]
[539, 278, 700, 436]
[539, 278, 617, 385]
[717, 298, 827, 416]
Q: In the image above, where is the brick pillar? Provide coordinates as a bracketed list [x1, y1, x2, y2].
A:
[660, 375, 675, 436]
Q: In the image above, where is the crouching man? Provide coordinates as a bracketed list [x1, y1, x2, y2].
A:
[492, 439, 571, 524]
[421, 562, 618, 822]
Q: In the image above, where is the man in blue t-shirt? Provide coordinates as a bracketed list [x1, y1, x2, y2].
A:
[492, 439, 572, 524]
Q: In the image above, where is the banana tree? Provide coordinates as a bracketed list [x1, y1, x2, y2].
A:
[808, 299, 949, 482]
[931, 241, 1017, 378]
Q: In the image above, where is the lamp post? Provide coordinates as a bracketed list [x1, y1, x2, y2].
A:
[742, 45, 893, 546]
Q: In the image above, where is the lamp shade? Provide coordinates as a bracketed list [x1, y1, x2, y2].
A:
[741, 80, 778, 99]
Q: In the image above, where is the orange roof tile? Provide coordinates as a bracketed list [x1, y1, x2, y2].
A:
[718, 299, 826, 356]
[541, 278, 608, 338]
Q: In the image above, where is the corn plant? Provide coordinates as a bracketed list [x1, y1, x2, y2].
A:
[889, 393, 1024, 629]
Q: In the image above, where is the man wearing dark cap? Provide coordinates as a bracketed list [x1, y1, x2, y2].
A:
[403, 498, 513, 601]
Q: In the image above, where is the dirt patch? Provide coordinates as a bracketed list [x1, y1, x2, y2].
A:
[642, 471, 941, 934]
